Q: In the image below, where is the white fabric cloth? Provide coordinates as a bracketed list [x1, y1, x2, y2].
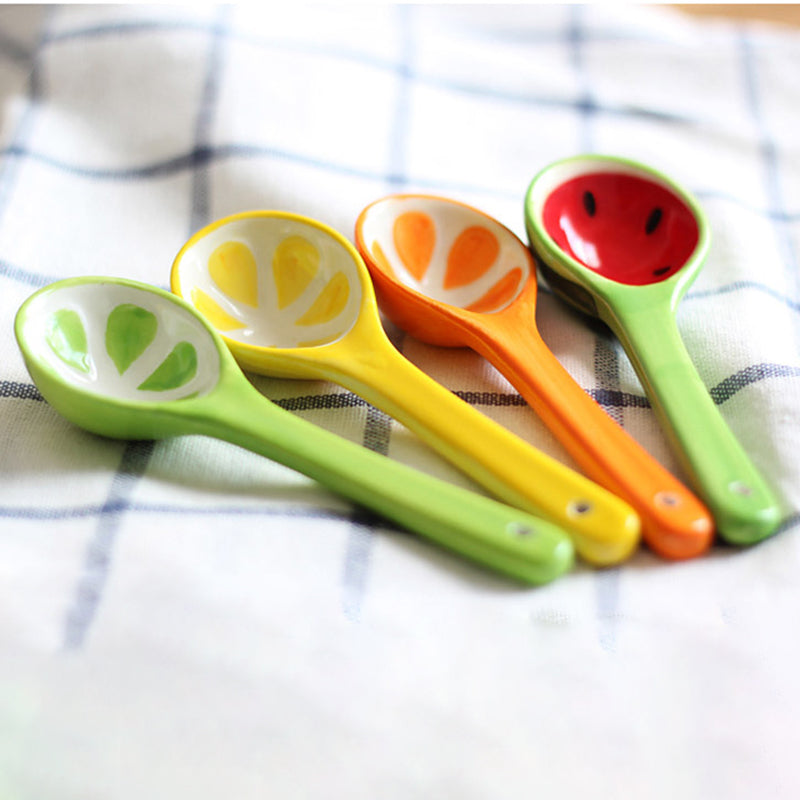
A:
[2, 4, 800, 798]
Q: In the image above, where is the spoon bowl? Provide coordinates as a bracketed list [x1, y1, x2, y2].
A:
[356, 194, 714, 560]
[356, 195, 531, 345]
[525, 154, 782, 545]
[14, 276, 577, 585]
[172, 211, 641, 566]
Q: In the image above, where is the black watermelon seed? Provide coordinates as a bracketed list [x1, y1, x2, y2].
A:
[653, 265, 671, 276]
[582, 191, 596, 217]
[645, 207, 663, 234]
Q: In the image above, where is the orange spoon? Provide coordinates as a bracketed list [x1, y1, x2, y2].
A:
[355, 194, 714, 559]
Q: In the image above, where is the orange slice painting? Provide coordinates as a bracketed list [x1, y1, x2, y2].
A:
[444, 226, 499, 289]
[393, 211, 435, 281]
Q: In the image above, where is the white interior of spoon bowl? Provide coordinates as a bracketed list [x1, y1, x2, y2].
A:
[23, 282, 221, 403]
[174, 215, 363, 349]
[359, 196, 532, 314]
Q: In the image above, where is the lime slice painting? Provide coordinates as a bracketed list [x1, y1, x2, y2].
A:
[46, 302, 198, 396]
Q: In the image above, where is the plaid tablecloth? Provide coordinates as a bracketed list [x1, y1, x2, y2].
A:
[2, 4, 799, 798]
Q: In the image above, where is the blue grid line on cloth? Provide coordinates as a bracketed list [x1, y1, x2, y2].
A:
[738, 29, 800, 357]
[0, 502, 364, 523]
[4, 357, 800, 417]
[1, 144, 798, 225]
[566, 3, 623, 654]
[3, 495, 799, 534]
[0, 29, 34, 65]
[55, 6, 236, 651]
[62, 440, 155, 650]
[386, 4, 414, 188]
[188, 6, 232, 235]
[4, 244, 800, 318]
[341, 5, 416, 622]
[740, 33, 797, 271]
[0, 10, 798, 575]
[33, 13, 695, 124]
[0, 8, 50, 225]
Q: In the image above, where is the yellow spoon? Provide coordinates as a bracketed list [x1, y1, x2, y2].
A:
[171, 210, 641, 565]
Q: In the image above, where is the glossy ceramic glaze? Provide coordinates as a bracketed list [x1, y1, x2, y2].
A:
[14, 276, 578, 585]
[525, 154, 782, 545]
[356, 194, 714, 560]
[172, 211, 642, 565]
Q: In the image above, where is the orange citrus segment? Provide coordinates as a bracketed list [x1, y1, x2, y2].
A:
[444, 225, 500, 289]
[191, 287, 246, 331]
[370, 240, 398, 279]
[464, 267, 523, 313]
[295, 271, 349, 326]
[209, 241, 259, 307]
[273, 235, 320, 309]
[393, 211, 435, 281]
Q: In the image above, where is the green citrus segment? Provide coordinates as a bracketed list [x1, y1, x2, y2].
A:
[46, 309, 91, 373]
[106, 304, 158, 375]
[137, 341, 198, 392]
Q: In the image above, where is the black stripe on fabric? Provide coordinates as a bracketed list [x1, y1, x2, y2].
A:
[709, 363, 800, 405]
[588, 388, 651, 409]
[593, 339, 625, 425]
[341, 402, 394, 622]
[5, 361, 798, 419]
[0, 381, 43, 401]
[274, 392, 367, 412]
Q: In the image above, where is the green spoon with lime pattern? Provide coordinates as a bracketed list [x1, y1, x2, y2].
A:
[15, 276, 575, 585]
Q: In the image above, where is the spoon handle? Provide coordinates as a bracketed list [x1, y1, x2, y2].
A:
[464, 312, 714, 559]
[185, 376, 574, 585]
[614, 303, 782, 544]
[319, 341, 641, 566]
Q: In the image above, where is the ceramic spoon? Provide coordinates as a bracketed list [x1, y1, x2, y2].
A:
[355, 194, 713, 560]
[525, 154, 782, 545]
[170, 211, 641, 566]
[14, 276, 578, 585]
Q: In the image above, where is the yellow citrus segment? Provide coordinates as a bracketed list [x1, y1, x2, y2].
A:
[191, 287, 246, 331]
[464, 267, 524, 313]
[370, 240, 398, 279]
[209, 241, 259, 307]
[393, 211, 435, 281]
[444, 225, 500, 289]
[273, 235, 320, 309]
[295, 271, 349, 326]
